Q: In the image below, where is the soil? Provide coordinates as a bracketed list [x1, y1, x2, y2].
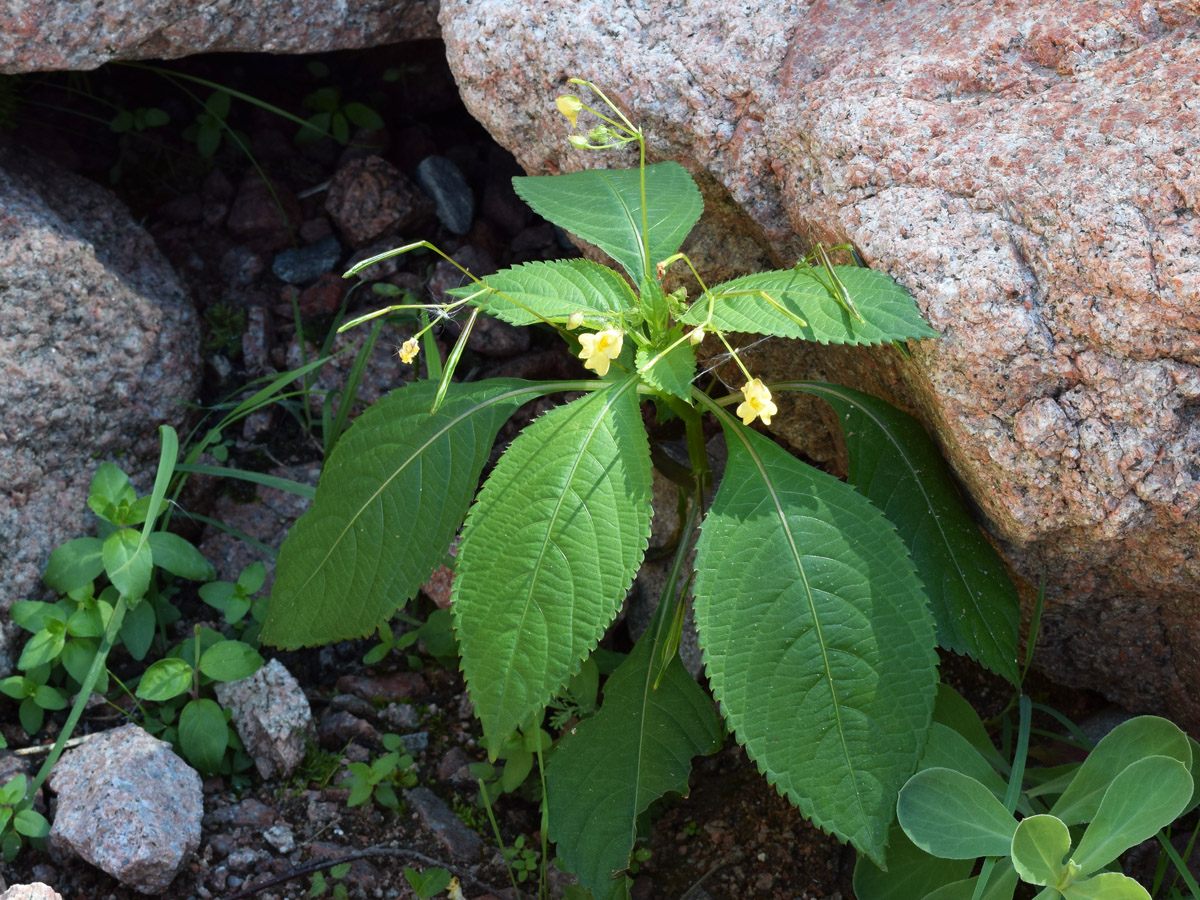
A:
[0, 43, 1112, 900]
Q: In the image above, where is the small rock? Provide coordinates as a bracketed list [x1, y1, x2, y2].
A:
[328, 693, 379, 720]
[325, 156, 433, 247]
[336, 671, 429, 703]
[416, 155, 474, 234]
[281, 271, 345, 317]
[0, 885, 61, 900]
[436, 747, 475, 785]
[203, 797, 278, 830]
[379, 702, 420, 733]
[466, 315, 531, 358]
[48, 724, 202, 894]
[319, 709, 380, 749]
[225, 174, 301, 252]
[422, 565, 455, 609]
[404, 787, 485, 861]
[219, 245, 264, 288]
[215, 658, 316, 780]
[240, 305, 271, 372]
[262, 824, 296, 855]
[271, 234, 342, 285]
[223, 847, 263, 872]
[400, 732, 429, 754]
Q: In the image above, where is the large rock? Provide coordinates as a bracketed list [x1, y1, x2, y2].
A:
[0, 0, 439, 73]
[0, 147, 201, 662]
[440, 2, 1200, 727]
[49, 724, 203, 894]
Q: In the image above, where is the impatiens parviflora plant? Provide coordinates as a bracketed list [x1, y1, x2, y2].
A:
[261, 79, 1021, 899]
[854, 688, 1200, 900]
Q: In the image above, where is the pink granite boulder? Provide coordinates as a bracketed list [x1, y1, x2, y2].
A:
[440, 0, 1200, 727]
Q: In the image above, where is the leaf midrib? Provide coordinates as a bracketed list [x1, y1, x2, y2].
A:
[721, 410, 871, 839]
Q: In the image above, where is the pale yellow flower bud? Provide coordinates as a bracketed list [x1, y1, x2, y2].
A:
[577, 329, 624, 377]
[556, 94, 584, 128]
[398, 337, 420, 364]
[566, 311, 585, 330]
[736, 378, 778, 426]
[568, 134, 591, 149]
[688, 327, 705, 346]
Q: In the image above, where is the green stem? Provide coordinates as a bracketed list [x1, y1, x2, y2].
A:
[27, 596, 129, 803]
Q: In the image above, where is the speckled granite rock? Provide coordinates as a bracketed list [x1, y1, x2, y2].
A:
[215, 658, 316, 780]
[441, 1, 1200, 727]
[0, 0, 439, 73]
[0, 886, 63, 900]
[48, 724, 203, 894]
[0, 147, 200, 666]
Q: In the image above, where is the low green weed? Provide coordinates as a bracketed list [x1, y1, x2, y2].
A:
[341, 733, 418, 812]
[309, 862, 351, 900]
[296, 60, 384, 146]
[503, 834, 540, 885]
[403, 865, 453, 899]
[261, 79, 1022, 898]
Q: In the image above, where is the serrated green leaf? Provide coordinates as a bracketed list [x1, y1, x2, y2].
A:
[1011, 815, 1072, 887]
[448, 258, 640, 328]
[547, 631, 722, 900]
[454, 377, 653, 744]
[513, 162, 702, 285]
[43, 537, 104, 593]
[147, 532, 215, 581]
[792, 382, 1020, 681]
[102, 528, 153, 599]
[179, 698, 228, 774]
[264, 380, 556, 649]
[897, 768, 1017, 860]
[636, 332, 697, 402]
[692, 413, 937, 865]
[852, 824, 973, 900]
[1051, 716, 1191, 825]
[682, 267, 936, 345]
[1071, 755, 1192, 874]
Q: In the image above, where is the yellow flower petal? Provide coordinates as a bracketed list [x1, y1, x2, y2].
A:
[578, 329, 623, 376]
[736, 378, 777, 426]
[556, 94, 583, 128]
[398, 338, 420, 364]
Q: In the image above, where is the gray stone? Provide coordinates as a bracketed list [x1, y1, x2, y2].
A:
[399, 731, 429, 754]
[416, 155, 475, 235]
[403, 787, 484, 862]
[215, 658, 315, 780]
[272, 234, 342, 285]
[0, 147, 200, 663]
[440, 0, 1200, 729]
[0, 886, 61, 900]
[48, 724, 202, 894]
[0, 0, 439, 73]
[262, 824, 296, 854]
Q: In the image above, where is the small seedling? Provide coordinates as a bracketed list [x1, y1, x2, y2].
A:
[342, 733, 418, 811]
[403, 865, 453, 899]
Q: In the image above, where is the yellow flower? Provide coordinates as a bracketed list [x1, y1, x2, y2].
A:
[398, 337, 420, 364]
[446, 877, 465, 900]
[556, 94, 583, 128]
[577, 329, 624, 376]
[736, 378, 777, 426]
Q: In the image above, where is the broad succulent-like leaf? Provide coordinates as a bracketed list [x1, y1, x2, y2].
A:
[454, 376, 653, 743]
[1051, 715, 1191, 825]
[1010, 815, 1072, 887]
[547, 631, 722, 900]
[682, 267, 936, 344]
[447, 258, 640, 327]
[898, 768, 1017, 860]
[791, 382, 1020, 682]
[263, 380, 554, 648]
[921, 862, 1021, 900]
[1063, 873, 1152, 900]
[513, 162, 703, 285]
[1071, 755, 1192, 874]
[692, 414, 937, 865]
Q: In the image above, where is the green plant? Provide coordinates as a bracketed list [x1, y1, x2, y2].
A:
[0, 774, 49, 862]
[504, 834, 541, 885]
[341, 733, 418, 811]
[404, 865, 454, 899]
[262, 80, 1021, 898]
[310, 862, 352, 900]
[854, 691, 1200, 900]
[295, 61, 384, 145]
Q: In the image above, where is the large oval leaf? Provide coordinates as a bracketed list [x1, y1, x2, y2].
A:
[547, 630, 722, 900]
[513, 162, 702, 285]
[692, 412, 938, 865]
[454, 376, 653, 743]
[682, 266, 937, 345]
[897, 768, 1017, 860]
[853, 823, 973, 900]
[448, 258, 639, 328]
[263, 379, 557, 648]
[791, 382, 1020, 682]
